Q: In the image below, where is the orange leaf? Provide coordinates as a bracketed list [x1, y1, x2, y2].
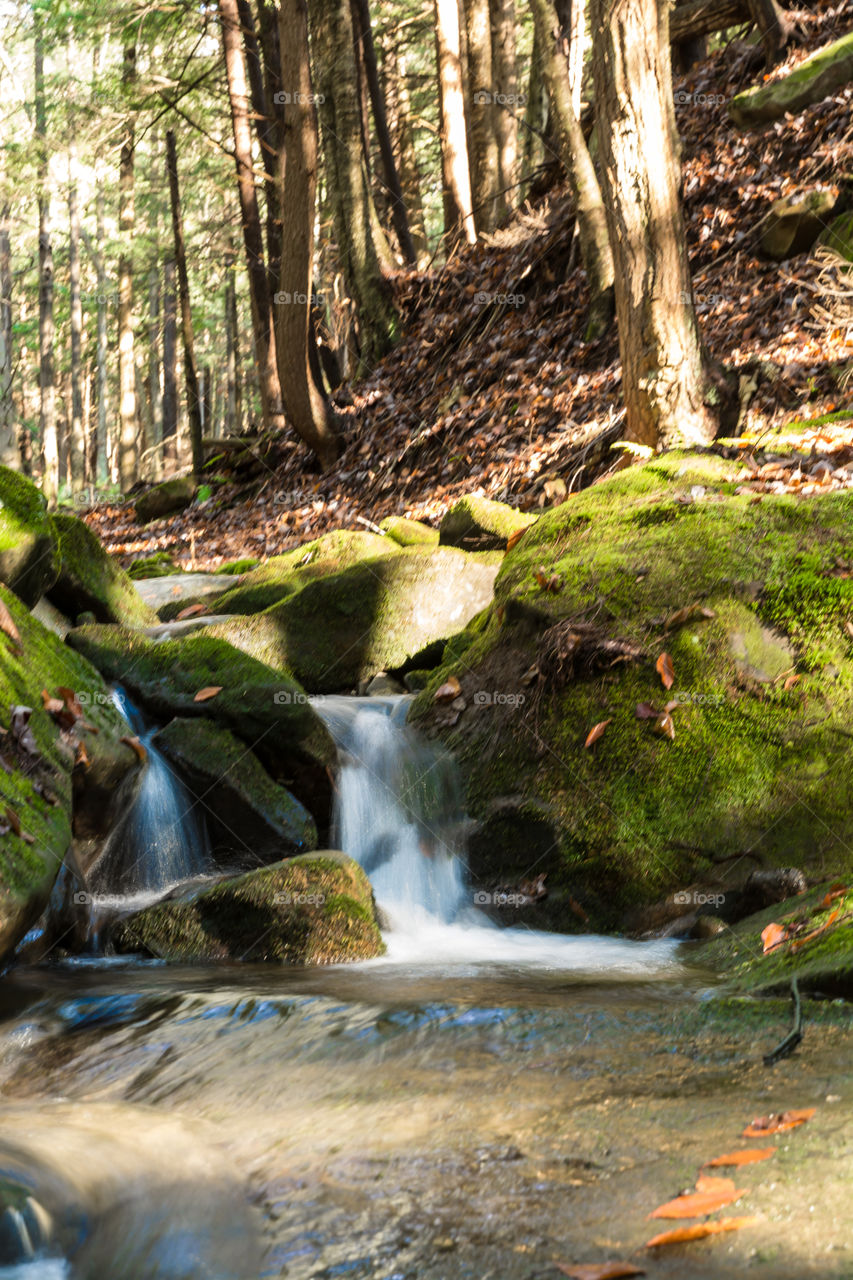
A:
[434, 676, 462, 704]
[646, 1217, 760, 1248]
[743, 1108, 815, 1137]
[694, 1175, 735, 1194]
[652, 711, 676, 740]
[193, 686, 222, 702]
[821, 882, 846, 909]
[0, 599, 22, 653]
[74, 741, 90, 769]
[506, 527, 527, 552]
[584, 719, 611, 748]
[176, 603, 208, 620]
[656, 652, 675, 690]
[704, 1148, 776, 1168]
[761, 922, 789, 953]
[783, 673, 800, 691]
[790, 909, 840, 952]
[649, 1185, 745, 1219]
[556, 1264, 645, 1279]
[121, 735, 148, 763]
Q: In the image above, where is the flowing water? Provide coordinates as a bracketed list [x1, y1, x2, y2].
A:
[0, 697, 850, 1279]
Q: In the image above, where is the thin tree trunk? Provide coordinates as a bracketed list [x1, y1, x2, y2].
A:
[350, 0, 416, 264]
[434, 0, 477, 244]
[224, 245, 243, 434]
[592, 0, 723, 447]
[162, 257, 177, 465]
[0, 199, 17, 469]
[117, 43, 137, 491]
[747, 0, 793, 66]
[237, 0, 282, 300]
[490, 0, 519, 215]
[95, 180, 108, 483]
[165, 130, 204, 479]
[521, 22, 548, 182]
[529, 0, 614, 338]
[67, 141, 86, 490]
[35, 22, 59, 505]
[147, 132, 164, 480]
[382, 43, 429, 263]
[312, 0, 399, 370]
[463, 0, 501, 232]
[274, 0, 343, 469]
[219, 0, 287, 436]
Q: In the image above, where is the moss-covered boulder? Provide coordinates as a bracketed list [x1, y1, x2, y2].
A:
[759, 188, 838, 260]
[153, 718, 317, 863]
[0, 467, 59, 606]
[65, 624, 335, 782]
[730, 30, 853, 128]
[0, 586, 142, 962]
[126, 552, 182, 579]
[411, 450, 853, 930]
[134, 573, 241, 618]
[205, 546, 501, 692]
[211, 529, 403, 616]
[693, 882, 853, 997]
[134, 476, 196, 523]
[817, 209, 853, 262]
[439, 495, 537, 551]
[47, 513, 157, 627]
[107, 852, 384, 963]
[379, 516, 439, 547]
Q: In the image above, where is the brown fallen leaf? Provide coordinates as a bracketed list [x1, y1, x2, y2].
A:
[41, 690, 66, 717]
[193, 686, 223, 703]
[649, 1183, 745, 1219]
[783, 673, 800, 691]
[74, 741, 90, 769]
[56, 687, 84, 721]
[4, 805, 21, 836]
[704, 1148, 776, 1168]
[506, 526, 527, 552]
[656, 652, 675, 690]
[555, 1263, 645, 1279]
[761, 921, 789, 953]
[584, 719, 611, 748]
[821, 883, 847, 909]
[176, 603, 208, 620]
[0, 598, 23, 653]
[652, 710, 675, 740]
[434, 676, 462, 704]
[743, 1107, 816, 1137]
[635, 702, 659, 720]
[121, 735, 148, 763]
[790, 908, 841, 952]
[665, 603, 715, 630]
[534, 566, 563, 592]
[646, 1217, 760, 1248]
[568, 895, 590, 923]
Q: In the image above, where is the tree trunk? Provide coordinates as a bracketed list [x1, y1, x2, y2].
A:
[312, 0, 399, 370]
[669, 0, 748, 43]
[237, 0, 283, 300]
[489, 0, 519, 215]
[67, 142, 86, 490]
[521, 22, 548, 183]
[434, 0, 477, 243]
[592, 0, 721, 448]
[529, 0, 614, 338]
[0, 199, 17, 470]
[146, 133, 164, 480]
[94, 179, 108, 483]
[165, 131, 204, 479]
[117, 44, 138, 492]
[274, 0, 343, 469]
[219, 0, 287, 435]
[747, 0, 793, 66]
[35, 23, 59, 505]
[463, 0, 501, 232]
[224, 245, 243, 434]
[350, 0, 417, 264]
[382, 42, 429, 264]
[162, 257, 178, 465]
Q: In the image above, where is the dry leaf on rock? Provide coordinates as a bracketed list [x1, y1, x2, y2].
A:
[584, 719, 611, 748]
[646, 1217, 760, 1248]
[743, 1108, 815, 1137]
[555, 1263, 645, 1279]
[704, 1148, 776, 1168]
[193, 686, 222, 703]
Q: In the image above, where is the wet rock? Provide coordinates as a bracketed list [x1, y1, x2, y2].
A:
[107, 851, 385, 963]
[743, 866, 808, 911]
[362, 672, 406, 696]
[47, 512, 157, 627]
[134, 475, 196, 523]
[0, 466, 59, 606]
[691, 914, 727, 939]
[439, 495, 536, 551]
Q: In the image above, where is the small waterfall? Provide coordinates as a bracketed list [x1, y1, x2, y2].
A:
[88, 688, 213, 897]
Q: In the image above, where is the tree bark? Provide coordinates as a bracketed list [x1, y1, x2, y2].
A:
[434, 0, 477, 243]
[521, 22, 548, 184]
[592, 0, 721, 448]
[224, 244, 243, 434]
[94, 177, 108, 483]
[312, 0, 399, 370]
[117, 43, 138, 492]
[219, 0, 287, 434]
[490, 0, 519, 214]
[237, 0, 283, 300]
[162, 256, 178, 465]
[35, 22, 59, 505]
[67, 141, 86, 490]
[669, 0, 748, 43]
[0, 199, 17, 470]
[274, 0, 343, 468]
[529, 0, 614, 338]
[463, 0, 501, 232]
[165, 130, 204, 479]
[381, 42, 429, 264]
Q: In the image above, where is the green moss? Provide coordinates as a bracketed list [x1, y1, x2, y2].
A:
[439, 495, 537, 550]
[0, 466, 59, 605]
[215, 557, 259, 575]
[730, 30, 853, 127]
[378, 516, 439, 547]
[127, 552, 182, 580]
[48, 513, 158, 626]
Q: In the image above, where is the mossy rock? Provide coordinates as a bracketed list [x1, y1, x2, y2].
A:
[153, 717, 317, 863]
[214, 557, 259, 575]
[730, 29, 853, 128]
[379, 516, 439, 547]
[134, 476, 196, 524]
[106, 852, 385, 963]
[126, 552, 182, 580]
[411, 451, 853, 930]
[693, 883, 853, 997]
[47, 513, 158, 627]
[206, 546, 501, 693]
[817, 209, 853, 262]
[0, 586, 141, 962]
[134, 573, 241, 618]
[0, 466, 59, 606]
[439, 495, 537, 551]
[211, 529, 403, 616]
[65, 625, 335, 775]
[759, 188, 838, 260]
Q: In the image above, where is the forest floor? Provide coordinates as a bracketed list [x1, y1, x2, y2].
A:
[88, 0, 853, 572]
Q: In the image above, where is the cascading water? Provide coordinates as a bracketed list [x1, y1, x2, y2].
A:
[88, 687, 213, 897]
[317, 695, 680, 976]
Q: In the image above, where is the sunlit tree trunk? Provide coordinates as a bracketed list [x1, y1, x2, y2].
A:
[521, 22, 547, 183]
[162, 257, 178, 465]
[490, 0, 518, 215]
[224, 244, 243, 434]
[434, 0, 477, 243]
[35, 22, 58, 505]
[592, 0, 721, 447]
[117, 43, 138, 491]
[165, 131, 204, 479]
[0, 198, 17, 470]
[67, 141, 86, 490]
[462, 0, 500, 232]
[382, 42, 429, 264]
